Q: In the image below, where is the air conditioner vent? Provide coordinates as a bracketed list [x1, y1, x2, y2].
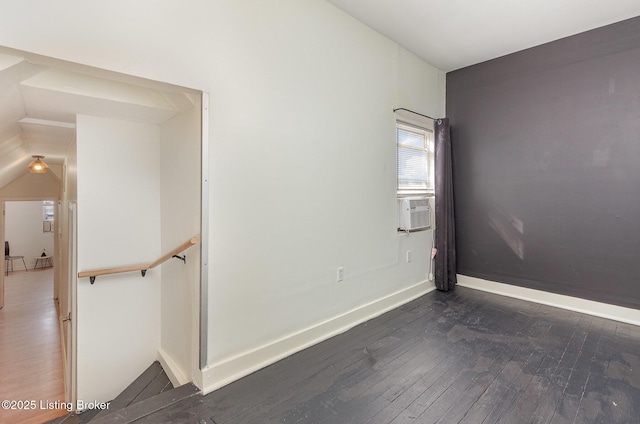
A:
[398, 197, 430, 231]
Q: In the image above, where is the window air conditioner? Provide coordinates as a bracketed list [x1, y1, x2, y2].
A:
[398, 197, 430, 231]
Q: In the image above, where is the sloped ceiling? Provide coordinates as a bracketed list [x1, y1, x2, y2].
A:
[326, 0, 640, 72]
[0, 51, 197, 191]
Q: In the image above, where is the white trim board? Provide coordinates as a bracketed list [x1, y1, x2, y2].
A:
[201, 280, 435, 394]
[157, 348, 190, 388]
[457, 274, 640, 326]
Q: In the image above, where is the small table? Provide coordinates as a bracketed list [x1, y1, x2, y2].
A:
[34, 255, 53, 269]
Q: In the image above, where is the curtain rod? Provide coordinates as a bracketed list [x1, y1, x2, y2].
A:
[393, 108, 436, 121]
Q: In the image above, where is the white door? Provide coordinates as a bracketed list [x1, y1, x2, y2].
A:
[64, 202, 77, 406]
[0, 201, 4, 309]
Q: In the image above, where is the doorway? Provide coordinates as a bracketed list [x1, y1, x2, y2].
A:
[0, 200, 66, 423]
[0, 45, 205, 412]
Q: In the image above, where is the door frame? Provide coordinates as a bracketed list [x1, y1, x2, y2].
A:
[65, 201, 77, 407]
[0, 198, 71, 399]
[0, 45, 208, 394]
[199, 92, 210, 370]
[0, 201, 4, 309]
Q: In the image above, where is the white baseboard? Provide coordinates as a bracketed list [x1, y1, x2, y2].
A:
[157, 348, 190, 387]
[457, 274, 640, 326]
[201, 280, 436, 394]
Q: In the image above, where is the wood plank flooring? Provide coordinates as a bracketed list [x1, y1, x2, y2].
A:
[135, 287, 640, 424]
[0, 268, 66, 424]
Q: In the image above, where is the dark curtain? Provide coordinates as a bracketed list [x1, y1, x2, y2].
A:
[434, 118, 457, 291]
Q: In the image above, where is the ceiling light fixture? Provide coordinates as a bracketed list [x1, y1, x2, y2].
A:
[28, 155, 49, 173]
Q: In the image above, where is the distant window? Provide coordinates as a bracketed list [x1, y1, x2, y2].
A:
[396, 122, 434, 195]
[43, 201, 55, 221]
[43, 201, 55, 233]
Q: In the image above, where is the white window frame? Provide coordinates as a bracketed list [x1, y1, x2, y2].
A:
[396, 121, 434, 197]
[43, 200, 55, 233]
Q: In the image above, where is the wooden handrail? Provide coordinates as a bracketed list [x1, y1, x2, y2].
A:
[78, 236, 199, 283]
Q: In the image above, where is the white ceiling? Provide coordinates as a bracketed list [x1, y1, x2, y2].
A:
[0, 50, 197, 191]
[326, 0, 640, 71]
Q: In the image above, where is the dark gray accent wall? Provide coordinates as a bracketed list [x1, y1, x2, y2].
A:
[446, 16, 640, 309]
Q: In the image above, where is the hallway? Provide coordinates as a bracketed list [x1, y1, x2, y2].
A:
[0, 268, 66, 424]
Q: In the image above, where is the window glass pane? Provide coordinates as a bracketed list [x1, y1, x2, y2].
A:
[396, 122, 434, 194]
[397, 147, 427, 190]
[43, 201, 55, 221]
[397, 127, 425, 148]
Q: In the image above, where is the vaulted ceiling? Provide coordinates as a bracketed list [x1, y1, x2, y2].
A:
[0, 50, 197, 191]
[326, 0, 640, 71]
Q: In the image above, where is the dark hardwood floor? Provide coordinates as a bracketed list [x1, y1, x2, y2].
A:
[139, 287, 640, 423]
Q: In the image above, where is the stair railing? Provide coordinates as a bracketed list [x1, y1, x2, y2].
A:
[78, 236, 199, 284]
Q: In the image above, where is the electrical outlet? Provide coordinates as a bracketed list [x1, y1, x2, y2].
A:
[337, 266, 344, 282]
[406, 251, 412, 263]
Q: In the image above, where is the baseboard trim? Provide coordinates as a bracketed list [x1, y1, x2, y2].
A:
[157, 348, 190, 387]
[201, 280, 435, 394]
[457, 274, 640, 326]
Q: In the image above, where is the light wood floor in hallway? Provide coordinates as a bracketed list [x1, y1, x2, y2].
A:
[0, 268, 67, 424]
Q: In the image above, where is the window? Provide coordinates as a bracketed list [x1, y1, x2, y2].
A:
[396, 121, 434, 195]
[43, 201, 55, 221]
[43, 201, 54, 233]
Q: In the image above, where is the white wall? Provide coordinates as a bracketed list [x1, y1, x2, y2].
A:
[5, 201, 54, 269]
[0, 0, 445, 394]
[76, 115, 161, 402]
[159, 100, 201, 385]
[202, 2, 443, 390]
